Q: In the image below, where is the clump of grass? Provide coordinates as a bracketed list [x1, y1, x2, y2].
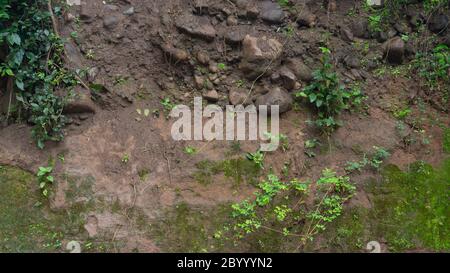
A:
[443, 128, 450, 153]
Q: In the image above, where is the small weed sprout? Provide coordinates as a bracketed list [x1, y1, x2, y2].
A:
[246, 150, 265, 170]
[121, 154, 130, 164]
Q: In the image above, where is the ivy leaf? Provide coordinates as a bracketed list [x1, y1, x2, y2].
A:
[13, 49, 25, 66]
[7, 33, 21, 46]
[15, 79, 24, 90]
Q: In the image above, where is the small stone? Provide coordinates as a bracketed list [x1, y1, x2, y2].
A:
[297, 9, 317, 28]
[428, 14, 448, 34]
[229, 88, 249, 105]
[162, 44, 190, 62]
[224, 27, 248, 45]
[66, 13, 76, 23]
[194, 75, 205, 90]
[204, 90, 219, 102]
[103, 16, 119, 29]
[260, 1, 284, 24]
[351, 19, 369, 39]
[87, 67, 99, 82]
[340, 27, 354, 42]
[285, 59, 313, 82]
[209, 62, 219, 73]
[227, 15, 238, 26]
[196, 51, 210, 65]
[176, 13, 217, 42]
[79, 114, 89, 121]
[193, 0, 209, 15]
[239, 35, 283, 79]
[383, 37, 405, 64]
[278, 66, 297, 90]
[327, 0, 337, 12]
[344, 55, 361, 69]
[246, 4, 260, 20]
[123, 7, 135, 15]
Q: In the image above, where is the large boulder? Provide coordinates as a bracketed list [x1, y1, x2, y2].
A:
[239, 35, 283, 79]
[255, 87, 292, 114]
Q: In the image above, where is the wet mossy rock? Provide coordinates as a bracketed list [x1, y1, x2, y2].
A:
[0, 165, 120, 252]
[320, 160, 450, 252]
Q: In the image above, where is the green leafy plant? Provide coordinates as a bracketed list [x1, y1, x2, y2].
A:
[370, 146, 391, 169]
[368, 14, 383, 33]
[37, 165, 54, 197]
[225, 169, 355, 249]
[393, 107, 412, 120]
[161, 98, 175, 112]
[296, 47, 364, 135]
[217, 63, 226, 70]
[0, 0, 79, 148]
[414, 45, 450, 99]
[246, 150, 265, 170]
[345, 147, 391, 173]
[345, 156, 369, 173]
[184, 146, 197, 155]
[121, 154, 130, 164]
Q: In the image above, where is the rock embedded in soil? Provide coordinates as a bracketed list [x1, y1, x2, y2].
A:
[340, 26, 354, 42]
[351, 19, 369, 39]
[123, 7, 135, 15]
[64, 41, 83, 69]
[229, 87, 249, 105]
[344, 55, 361, 69]
[428, 14, 449, 34]
[224, 27, 249, 46]
[176, 14, 217, 42]
[196, 51, 210, 65]
[103, 15, 120, 29]
[80, 1, 99, 22]
[239, 35, 283, 79]
[162, 44, 190, 63]
[254, 87, 292, 114]
[285, 58, 313, 83]
[246, 3, 260, 20]
[278, 66, 297, 90]
[193, 0, 209, 15]
[260, 1, 284, 24]
[63, 87, 96, 114]
[194, 75, 205, 90]
[443, 33, 450, 47]
[383, 37, 405, 64]
[227, 15, 238, 26]
[296, 9, 317, 28]
[203, 89, 219, 102]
